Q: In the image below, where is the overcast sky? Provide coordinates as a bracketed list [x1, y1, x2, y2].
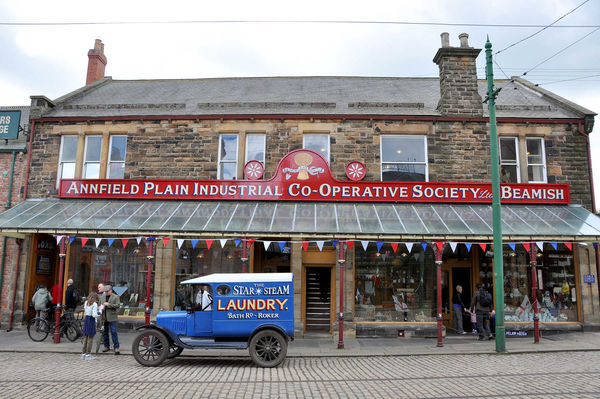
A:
[1, 0, 599, 208]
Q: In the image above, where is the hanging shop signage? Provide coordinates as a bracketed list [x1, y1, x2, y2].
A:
[0, 110, 21, 140]
[59, 149, 570, 204]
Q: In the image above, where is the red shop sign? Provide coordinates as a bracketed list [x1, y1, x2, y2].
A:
[59, 149, 570, 204]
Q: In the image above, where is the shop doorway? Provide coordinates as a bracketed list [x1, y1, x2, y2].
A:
[305, 267, 332, 332]
[442, 262, 472, 332]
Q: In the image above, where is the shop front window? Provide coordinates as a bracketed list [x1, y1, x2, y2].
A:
[174, 241, 243, 309]
[500, 244, 578, 322]
[354, 244, 436, 322]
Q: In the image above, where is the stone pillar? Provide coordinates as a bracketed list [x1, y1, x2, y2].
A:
[432, 33, 483, 117]
[290, 242, 304, 336]
[153, 240, 173, 315]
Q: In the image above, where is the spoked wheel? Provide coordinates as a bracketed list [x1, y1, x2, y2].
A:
[65, 323, 80, 342]
[132, 329, 169, 367]
[27, 318, 50, 342]
[167, 343, 184, 359]
[249, 329, 288, 368]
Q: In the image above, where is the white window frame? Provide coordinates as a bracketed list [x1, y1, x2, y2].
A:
[302, 133, 330, 164]
[245, 133, 266, 165]
[499, 137, 520, 183]
[526, 137, 547, 183]
[217, 134, 239, 180]
[57, 135, 78, 187]
[106, 135, 127, 178]
[380, 135, 429, 182]
[82, 135, 102, 178]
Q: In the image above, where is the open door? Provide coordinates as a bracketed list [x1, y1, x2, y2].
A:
[442, 260, 472, 332]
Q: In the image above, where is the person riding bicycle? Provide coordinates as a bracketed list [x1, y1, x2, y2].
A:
[31, 284, 52, 320]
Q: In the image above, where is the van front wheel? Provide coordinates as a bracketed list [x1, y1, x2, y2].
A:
[249, 330, 287, 367]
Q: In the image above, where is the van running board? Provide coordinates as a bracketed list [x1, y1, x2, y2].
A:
[179, 337, 248, 349]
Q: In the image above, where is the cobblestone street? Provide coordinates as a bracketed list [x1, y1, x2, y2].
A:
[0, 351, 599, 398]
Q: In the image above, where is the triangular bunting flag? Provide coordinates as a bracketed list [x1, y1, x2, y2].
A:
[331, 240, 338, 249]
[594, 243, 598, 249]
[405, 243, 413, 253]
[248, 240, 256, 246]
[94, 238, 102, 247]
[107, 239, 115, 247]
[522, 243, 530, 252]
[205, 239, 213, 249]
[465, 243, 472, 252]
[146, 237, 155, 241]
[55, 235, 64, 245]
[191, 239, 199, 249]
[536, 241, 544, 251]
[234, 239, 242, 247]
[361, 241, 369, 251]
[391, 242, 399, 253]
[278, 242, 286, 252]
[346, 241, 354, 250]
[376, 242, 383, 252]
[435, 241, 444, 253]
[263, 241, 272, 251]
[316, 241, 324, 251]
[220, 239, 228, 248]
[69, 236, 75, 244]
[81, 238, 89, 247]
[136, 237, 142, 245]
[479, 243, 487, 252]
[421, 242, 428, 251]
[550, 242, 558, 251]
[121, 238, 129, 248]
[449, 242, 457, 253]
[508, 243, 516, 251]
[301, 242, 309, 251]
[176, 239, 185, 249]
[565, 242, 572, 251]
[162, 237, 170, 247]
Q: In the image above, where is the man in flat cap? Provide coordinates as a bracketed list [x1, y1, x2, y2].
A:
[101, 284, 121, 354]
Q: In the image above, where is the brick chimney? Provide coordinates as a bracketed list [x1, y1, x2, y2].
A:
[86, 39, 107, 85]
[433, 33, 482, 117]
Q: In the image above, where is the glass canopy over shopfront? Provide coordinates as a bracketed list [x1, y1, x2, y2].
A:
[1, 199, 600, 240]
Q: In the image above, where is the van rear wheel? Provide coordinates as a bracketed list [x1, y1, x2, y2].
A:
[249, 330, 287, 368]
[132, 329, 169, 367]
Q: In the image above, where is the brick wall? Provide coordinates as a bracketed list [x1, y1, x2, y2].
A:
[26, 118, 593, 210]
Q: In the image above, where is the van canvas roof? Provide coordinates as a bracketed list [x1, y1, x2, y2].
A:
[181, 273, 293, 285]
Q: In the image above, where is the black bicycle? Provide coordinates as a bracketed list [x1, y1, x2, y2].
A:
[27, 310, 82, 342]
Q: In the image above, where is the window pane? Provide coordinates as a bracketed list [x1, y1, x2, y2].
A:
[500, 138, 517, 162]
[110, 136, 127, 162]
[85, 136, 102, 162]
[108, 162, 125, 178]
[526, 138, 542, 156]
[528, 165, 544, 182]
[61, 162, 76, 179]
[303, 134, 329, 161]
[219, 135, 238, 161]
[381, 136, 425, 163]
[219, 162, 237, 180]
[246, 134, 265, 163]
[61, 136, 78, 162]
[382, 163, 426, 181]
[501, 165, 518, 183]
[84, 163, 100, 178]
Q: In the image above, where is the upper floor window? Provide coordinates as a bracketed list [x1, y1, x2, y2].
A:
[527, 138, 547, 183]
[218, 134, 238, 179]
[58, 136, 78, 180]
[500, 137, 519, 183]
[381, 135, 428, 181]
[107, 135, 127, 178]
[245, 134, 265, 165]
[83, 135, 102, 178]
[303, 134, 330, 163]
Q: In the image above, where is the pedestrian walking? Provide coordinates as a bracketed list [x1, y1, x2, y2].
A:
[101, 284, 121, 354]
[470, 283, 492, 340]
[95, 283, 105, 354]
[452, 285, 467, 334]
[81, 291, 99, 360]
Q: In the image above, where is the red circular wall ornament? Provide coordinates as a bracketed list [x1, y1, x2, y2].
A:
[345, 161, 366, 181]
[244, 160, 265, 180]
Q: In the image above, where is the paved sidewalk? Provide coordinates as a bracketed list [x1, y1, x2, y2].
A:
[1, 329, 599, 358]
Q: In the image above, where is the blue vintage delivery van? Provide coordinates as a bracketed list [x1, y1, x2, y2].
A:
[132, 273, 294, 367]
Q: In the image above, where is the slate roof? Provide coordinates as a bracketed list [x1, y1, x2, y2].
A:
[41, 76, 595, 119]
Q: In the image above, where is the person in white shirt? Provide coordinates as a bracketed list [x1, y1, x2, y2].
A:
[81, 291, 99, 360]
[195, 285, 212, 311]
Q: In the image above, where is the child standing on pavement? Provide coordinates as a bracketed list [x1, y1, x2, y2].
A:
[82, 291, 99, 360]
